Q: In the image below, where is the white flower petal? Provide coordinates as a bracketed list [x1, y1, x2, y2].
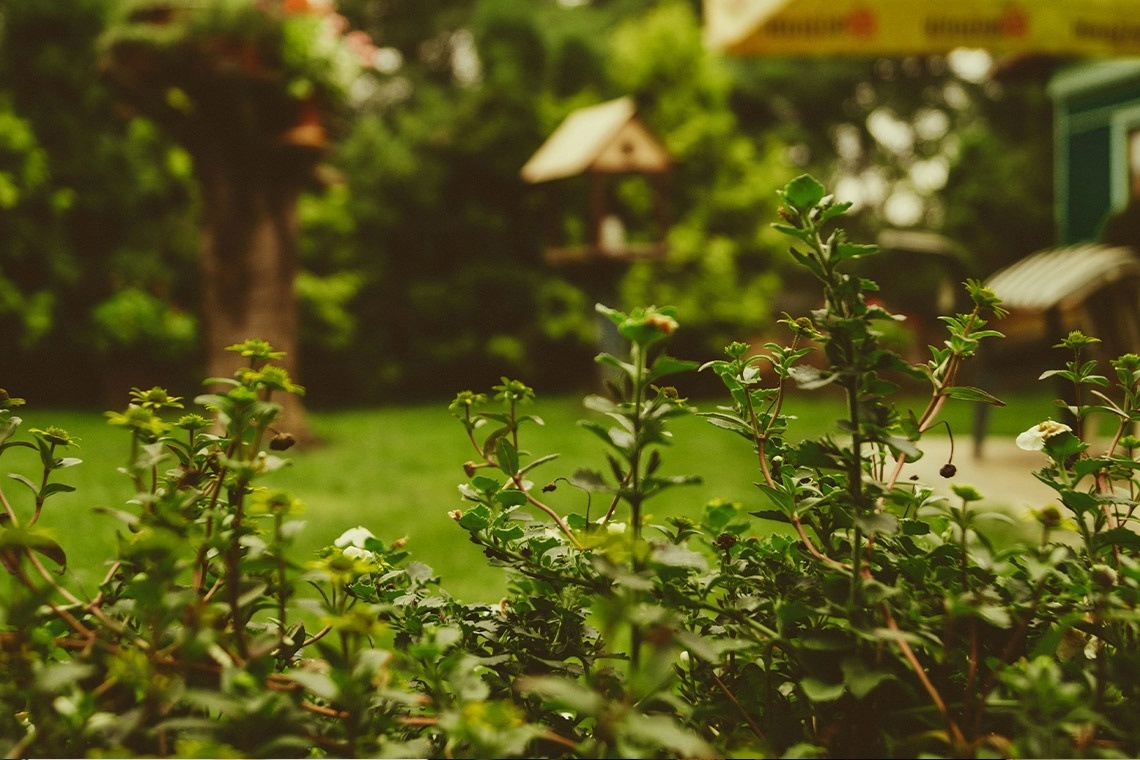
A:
[342, 545, 376, 561]
[1016, 429, 1045, 451]
[335, 526, 375, 548]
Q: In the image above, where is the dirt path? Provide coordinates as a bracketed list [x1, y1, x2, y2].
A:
[899, 435, 1059, 511]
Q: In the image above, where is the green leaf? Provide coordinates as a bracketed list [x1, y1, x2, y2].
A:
[7, 473, 38, 497]
[1093, 527, 1140, 552]
[646, 355, 699, 384]
[884, 435, 920, 461]
[976, 604, 1013, 628]
[0, 526, 66, 569]
[237, 582, 269, 608]
[595, 352, 636, 380]
[840, 657, 896, 699]
[495, 437, 519, 476]
[782, 174, 826, 212]
[480, 426, 509, 460]
[859, 578, 899, 605]
[901, 518, 932, 536]
[832, 242, 878, 263]
[457, 505, 492, 531]
[582, 394, 616, 414]
[651, 543, 707, 570]
[1060, 488, 1100, 515]
[942, 385, 1006, 406]
[517, 675, 602, 715]
[39, 483, 76, 500]
[776, 600, 814, 627]
[787, 365, 839, 390]
[801, 629, 852, 651]
[284, 670, 341, 702]
[568, 468, 610, 492]
[36, 662, 96, 693]
[800, 676, 846, 703]
[771, 222, 811, 242]
[795, 439, 844, 470]
[1072, 457, 1113, 481]
[595, 303, 625, 327]
[818, 201, 853, 222]
[757, 484, 795, 515]
[519, 452, 559, 476]
[1045, 432, 1087, 462]
[855, 512, 899, 535]
[494, 489, 529, 507]
[621, 713, 715, 758]
[471, 475, 501, 494]
[700, 412, 755, 439]
[749, 509, 791, 524]
[578, 420, 617, 448]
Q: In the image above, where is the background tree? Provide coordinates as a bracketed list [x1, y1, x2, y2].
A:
[0, 0, 1057, 409]
[98, 0, 382, 438]
[0, 0, 199, 405]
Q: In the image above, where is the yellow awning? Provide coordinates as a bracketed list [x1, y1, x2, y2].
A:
[704, 0, 1140, 58]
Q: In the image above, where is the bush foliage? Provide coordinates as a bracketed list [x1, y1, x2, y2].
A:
[2, 176, 1139, 758]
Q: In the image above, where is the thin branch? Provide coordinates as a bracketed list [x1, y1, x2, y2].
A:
[881, 604, 967, 751]
[710, 669, 766, 743]
[790, 513, 851, 571]
[511, 473, 583, 549]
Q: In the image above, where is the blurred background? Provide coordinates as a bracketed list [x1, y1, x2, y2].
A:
[2, 0, 1133, 420]
[11, 0, 1140, 601]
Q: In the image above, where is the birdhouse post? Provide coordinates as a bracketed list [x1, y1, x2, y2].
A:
[521, 97, 674, 387]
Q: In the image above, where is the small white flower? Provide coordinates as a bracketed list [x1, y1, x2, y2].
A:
[606, 521, 627, 535]
[342, 545, 375, 561]
[335, 525, 375, 549]
[1016, 420, 1072, 451]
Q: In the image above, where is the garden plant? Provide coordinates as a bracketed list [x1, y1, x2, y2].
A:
[1, 175, 1139, 758]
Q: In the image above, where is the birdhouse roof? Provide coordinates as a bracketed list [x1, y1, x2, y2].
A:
[520, 96, 671, 184]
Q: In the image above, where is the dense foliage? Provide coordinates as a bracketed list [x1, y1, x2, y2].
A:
[0, 0, 1055, 405]
[1, 177, 1136, 758]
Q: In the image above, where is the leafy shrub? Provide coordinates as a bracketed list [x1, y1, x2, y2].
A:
[1, 176, 1138, 758]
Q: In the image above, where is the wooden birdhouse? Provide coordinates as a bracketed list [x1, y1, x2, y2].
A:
[521, 97, 672, 265]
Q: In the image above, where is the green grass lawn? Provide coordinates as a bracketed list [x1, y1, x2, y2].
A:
[8, 383, 1060, 603]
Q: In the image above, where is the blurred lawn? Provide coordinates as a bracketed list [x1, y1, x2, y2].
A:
[10, 383, 1059, 604]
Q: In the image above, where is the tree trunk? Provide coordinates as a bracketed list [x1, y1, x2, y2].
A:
[198, 160, 314, 444]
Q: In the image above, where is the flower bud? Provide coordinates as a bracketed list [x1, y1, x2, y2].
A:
[270, 432, 296, 451]
[646, 313, 678, 335]
[714, 532, 738, 552]
[1090, 564, 1118, 588]
[1036, 505, 1063, 530]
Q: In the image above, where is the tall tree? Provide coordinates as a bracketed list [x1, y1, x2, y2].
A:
[99, 0, 380, 438]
